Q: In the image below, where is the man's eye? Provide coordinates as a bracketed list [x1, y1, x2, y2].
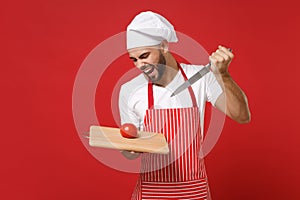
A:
[140, 53, 150, 59]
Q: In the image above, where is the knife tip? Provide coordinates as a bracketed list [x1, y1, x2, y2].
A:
[170, 93, 175, 97]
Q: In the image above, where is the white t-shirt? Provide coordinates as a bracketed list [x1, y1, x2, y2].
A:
[119, 63, 223, 133]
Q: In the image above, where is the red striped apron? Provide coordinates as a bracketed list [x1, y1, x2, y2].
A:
[132, 65, 210, 200]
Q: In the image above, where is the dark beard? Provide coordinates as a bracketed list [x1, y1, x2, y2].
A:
[155, 52, 166, 82]
[142, 51, 166, 83]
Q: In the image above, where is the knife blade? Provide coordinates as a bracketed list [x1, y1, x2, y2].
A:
[171, 48, 232, 97]
[170, 63, 211, 97]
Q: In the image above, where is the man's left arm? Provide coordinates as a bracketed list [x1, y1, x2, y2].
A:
[211, 45, 251, 124]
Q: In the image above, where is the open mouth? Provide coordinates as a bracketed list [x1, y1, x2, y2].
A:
[142, 64, 155, 75]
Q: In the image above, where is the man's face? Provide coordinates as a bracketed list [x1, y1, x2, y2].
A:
[128, 46, 166, 83]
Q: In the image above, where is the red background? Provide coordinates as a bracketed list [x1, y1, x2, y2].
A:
[1, 0, 300, 199]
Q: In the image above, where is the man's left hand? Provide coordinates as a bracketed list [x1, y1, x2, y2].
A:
[210, 45, 234, 75]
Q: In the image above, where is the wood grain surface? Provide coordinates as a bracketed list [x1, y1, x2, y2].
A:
[89, 125, 169, 154]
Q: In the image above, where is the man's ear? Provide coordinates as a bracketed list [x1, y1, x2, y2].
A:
[160, 40, 169, 53]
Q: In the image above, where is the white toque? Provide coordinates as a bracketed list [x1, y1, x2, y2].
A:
[126, 11, 178, 50]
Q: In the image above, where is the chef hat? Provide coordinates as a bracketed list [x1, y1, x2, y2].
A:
[126, 11, 178, 50]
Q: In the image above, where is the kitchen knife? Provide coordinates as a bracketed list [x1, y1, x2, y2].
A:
[170, 63, 211, 97]
[171, 48, 232, 97]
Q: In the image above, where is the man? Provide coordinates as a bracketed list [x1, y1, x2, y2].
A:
[119, 11, 250, 200]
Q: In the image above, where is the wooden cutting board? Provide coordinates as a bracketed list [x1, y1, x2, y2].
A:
[88, 125, 169, 154]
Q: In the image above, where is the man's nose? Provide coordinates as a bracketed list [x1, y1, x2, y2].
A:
[136, 60, 145, 70]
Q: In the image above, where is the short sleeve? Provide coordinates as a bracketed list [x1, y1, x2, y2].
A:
[119, 85, 141, 128]
[205, 72, 223, 106]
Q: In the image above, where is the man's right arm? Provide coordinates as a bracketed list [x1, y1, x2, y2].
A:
[119, 85, 141, 160]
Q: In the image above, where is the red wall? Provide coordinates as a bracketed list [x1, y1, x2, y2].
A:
[1, 0, 300, 199]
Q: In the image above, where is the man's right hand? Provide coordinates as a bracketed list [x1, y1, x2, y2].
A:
[120, 150, 141, 160]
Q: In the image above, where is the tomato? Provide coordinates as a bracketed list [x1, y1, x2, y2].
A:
[120, 123, 138, 139]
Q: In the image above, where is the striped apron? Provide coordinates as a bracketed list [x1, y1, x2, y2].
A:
[132, 65, 210, 200]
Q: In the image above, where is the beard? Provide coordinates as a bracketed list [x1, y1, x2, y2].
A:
[141, 51, 166, 83]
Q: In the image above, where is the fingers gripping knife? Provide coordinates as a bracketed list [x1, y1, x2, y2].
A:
[171, 48, 232, 97]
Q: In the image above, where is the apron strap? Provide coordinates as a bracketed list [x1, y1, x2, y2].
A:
[178, 63, 198, 107]
[148, 63, 198, 109]
[148, 82, 154, 109]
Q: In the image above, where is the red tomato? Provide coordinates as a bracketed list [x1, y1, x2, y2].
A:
[120, 123, 138, 138]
